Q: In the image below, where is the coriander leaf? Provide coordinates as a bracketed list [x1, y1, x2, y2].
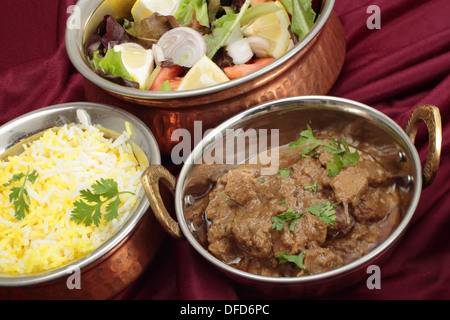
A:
[80, 188, 102, 204]
[256, 178, 267, 184]
[92, 178, 119, 196]
[3, 167, 38, 220]
[341, 140, 359, 167]
[3, 173, 25, 187]
[276, 251, 309, 273]
[105, 196, 121, 222]
[276, 167, 291, 178]
[307, 201, 337, 226]
[271, 207, 306, 231]
[71, 200, 101, 227]
[70, 178, 135, 227]
[303, 182, 318, 195]
[271, 215, 287, 231]
[288, 125, 327, 157]
[289, 125, 359, 177]
[27, 170, 39, 184]
[326, 153, 343, 178]
[11, 187, 30, 221]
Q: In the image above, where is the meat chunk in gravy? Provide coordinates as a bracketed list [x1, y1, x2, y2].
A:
[185, 136, 402, 277]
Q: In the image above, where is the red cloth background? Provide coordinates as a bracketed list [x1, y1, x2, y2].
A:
[0, 0, 449, 300]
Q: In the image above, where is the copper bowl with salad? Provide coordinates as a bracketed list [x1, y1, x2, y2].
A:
[0, 102, 164, 300]
[65, 0, 345, 155]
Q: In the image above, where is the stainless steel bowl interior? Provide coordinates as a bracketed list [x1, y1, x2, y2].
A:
[175, 95, 422, 285]
[0, 102, 161, 286]
[65, 0, 336, 99]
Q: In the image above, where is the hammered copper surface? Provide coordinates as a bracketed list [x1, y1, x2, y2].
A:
[84, 12, 346, 155]
[0, 210, 165, 300]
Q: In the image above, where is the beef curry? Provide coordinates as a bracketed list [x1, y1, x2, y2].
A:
[185, 127, 403, 277]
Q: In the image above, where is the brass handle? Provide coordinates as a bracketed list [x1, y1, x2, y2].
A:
[405, 104, 442, 189]
[141, 165, 184, 239]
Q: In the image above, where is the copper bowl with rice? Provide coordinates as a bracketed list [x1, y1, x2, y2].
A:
[0, 102, 163, 300]
[65, 0, 346, 155]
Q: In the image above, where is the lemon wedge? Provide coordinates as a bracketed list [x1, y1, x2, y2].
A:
[177, 55, 229, 90]
[131, 0, 182, 23]
[114, 44, 154, 90]
[242, 1, 291, 59]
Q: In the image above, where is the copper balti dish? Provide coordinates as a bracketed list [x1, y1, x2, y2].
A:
[0, 103, 163, 300]
[142, 96, 442, 298]
[65, 0, 345, 155]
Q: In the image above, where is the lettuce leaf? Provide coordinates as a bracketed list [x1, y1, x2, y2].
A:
[174, 0, 210, 27]
[191, 0, 210, 27]
[280, 0, 316, 39]
[174, 0, 195, 26]
[203, 0, 252, 59]
[98, 49, 132, 81]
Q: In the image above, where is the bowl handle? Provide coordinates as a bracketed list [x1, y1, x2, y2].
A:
[141, 165, 184, 239]
[405, 104, 442, 189]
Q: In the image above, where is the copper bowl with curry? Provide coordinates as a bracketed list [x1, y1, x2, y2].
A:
[142, 96, 442, 297]
[65, 0, 346, 155]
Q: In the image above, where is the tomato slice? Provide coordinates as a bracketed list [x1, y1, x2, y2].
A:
[223, 58, 275, 80]
[149, 65, 184, 91]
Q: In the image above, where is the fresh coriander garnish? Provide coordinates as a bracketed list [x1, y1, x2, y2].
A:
[256, 178, 267, 184]
[308, 201, 338, 226]
[275, 167, 291, 178]
[288, 125, 359, 177]
[3, 167, 38, 220]
[272, 201, 338, 231]
[303, 182, 318, 195]
[271, 207, 306, 231]
[276, 251, 309, 274]
[70, 178, 135, 227]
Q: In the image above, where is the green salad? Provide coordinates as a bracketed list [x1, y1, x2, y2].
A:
[86, 0, 319, 91]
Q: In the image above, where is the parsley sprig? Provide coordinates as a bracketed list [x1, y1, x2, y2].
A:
[70, 178, 135, 227]
[3, 167, 38, 220]
[272, 201, 338, 231]
[288, 125, 359, 177]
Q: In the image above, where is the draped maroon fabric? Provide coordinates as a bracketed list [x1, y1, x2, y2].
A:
[0, 0, 448, 300]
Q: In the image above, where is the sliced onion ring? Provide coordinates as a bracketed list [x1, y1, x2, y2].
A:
[156, 27, 207, 68]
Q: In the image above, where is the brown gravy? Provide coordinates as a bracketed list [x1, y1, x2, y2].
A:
[185, 133, 403, 277]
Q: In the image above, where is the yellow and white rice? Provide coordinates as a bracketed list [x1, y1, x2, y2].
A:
[0, 110, 145, 274]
